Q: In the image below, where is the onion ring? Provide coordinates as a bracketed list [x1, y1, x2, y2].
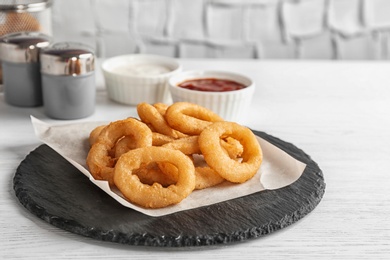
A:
[152, 132, 175, 146]
[162, 135, 201, 155]
[137, 102, 186, 138]
[158, 154, 225, 190]
[86, 118, 153, 184]
[153, 102, 169, 116]
[194, 167, 225, 190]
[113, 146, 196, 208]
[198, 121, 262, 183]
[221, 136, 244, 159]
[132, 162, 177, 187]
[85, 102, 262, 208]
[89, 125, 106, 146]
[114, 135, 138, 158]
[165, 102, 223, 135]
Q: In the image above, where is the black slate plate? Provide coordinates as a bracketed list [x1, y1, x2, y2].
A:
[13, 131, 325, 247]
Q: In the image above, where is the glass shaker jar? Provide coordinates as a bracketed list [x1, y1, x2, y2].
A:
[0, 0, 52, 36]
[0, 31, 51, 106]
[40, 42, 96, 119]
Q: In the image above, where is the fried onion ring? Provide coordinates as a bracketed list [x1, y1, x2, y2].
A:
[137, 102, 186, 138]
[165, 102, 223, 135]
[114, 135, 138, 158]
[89, 125, 106, 146]
[153, 102, 169, 116]
[160, 132, 242, 158]
[152, 132, 175, 146]
[132, 162, 177, 187]
[113, 146, 196, 208]
[221, 136, 244, 159]
[85, 102, 263, 209]
[157, 154, 225, 190]
[194, 167, 225, 190]
[162, 135, 201, 155]
[198, 121, 262, 183]
[86, 118, 153, 184]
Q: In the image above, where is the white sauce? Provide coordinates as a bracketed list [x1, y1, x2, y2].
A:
[114, 63, 171, 76]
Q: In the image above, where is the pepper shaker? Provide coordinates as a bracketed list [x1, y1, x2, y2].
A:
[0, 31, 51, 107]
[0, 0, 53, 85]
[40, 42, 95, 119]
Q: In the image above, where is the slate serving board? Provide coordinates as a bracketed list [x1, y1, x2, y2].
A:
[13, 131, 325, 247]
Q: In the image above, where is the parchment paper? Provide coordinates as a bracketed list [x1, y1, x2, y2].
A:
[31, 116, 306, 217]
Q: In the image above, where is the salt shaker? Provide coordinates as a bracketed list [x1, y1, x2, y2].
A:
[40, 42, 95, 119]
[0, 31, 51, 107]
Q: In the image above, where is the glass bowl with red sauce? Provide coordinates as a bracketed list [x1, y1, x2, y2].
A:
[168, 70, 255, 122]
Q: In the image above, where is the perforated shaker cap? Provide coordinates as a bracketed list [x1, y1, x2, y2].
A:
[40, 42, 95, 76]
[0, 31, 51, 63]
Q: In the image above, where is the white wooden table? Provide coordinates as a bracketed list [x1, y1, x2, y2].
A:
[1, 59, 389, 259]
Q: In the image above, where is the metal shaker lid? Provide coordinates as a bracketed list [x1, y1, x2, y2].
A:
[40, 42, 95, 76]
[0, 0, 52, 13]
[0, 31, 51, 63]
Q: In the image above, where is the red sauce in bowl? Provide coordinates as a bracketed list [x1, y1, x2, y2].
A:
[178, 78, 246, 92]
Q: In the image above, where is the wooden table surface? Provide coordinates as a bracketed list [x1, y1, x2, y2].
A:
[1, 59, 389, 259]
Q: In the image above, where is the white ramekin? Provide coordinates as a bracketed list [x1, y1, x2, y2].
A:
[102, 54, 181, 105]
[168, 70, 255, 123]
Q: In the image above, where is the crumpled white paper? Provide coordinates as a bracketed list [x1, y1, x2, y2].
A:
[31, 116, 306, 217]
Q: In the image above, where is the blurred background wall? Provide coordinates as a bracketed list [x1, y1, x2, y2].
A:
[49, 0, 390, 60]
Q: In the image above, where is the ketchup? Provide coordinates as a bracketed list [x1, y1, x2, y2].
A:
[178, 78, 246, 92]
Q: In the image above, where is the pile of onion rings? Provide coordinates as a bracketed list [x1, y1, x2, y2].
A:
[86, 102, 263, 209]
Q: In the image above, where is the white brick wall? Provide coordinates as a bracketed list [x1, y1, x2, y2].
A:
[51, 0, 390, 59]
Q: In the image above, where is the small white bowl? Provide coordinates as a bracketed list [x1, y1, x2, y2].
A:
[102, 54, 181, 105]
[168, 70, 255, 123]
